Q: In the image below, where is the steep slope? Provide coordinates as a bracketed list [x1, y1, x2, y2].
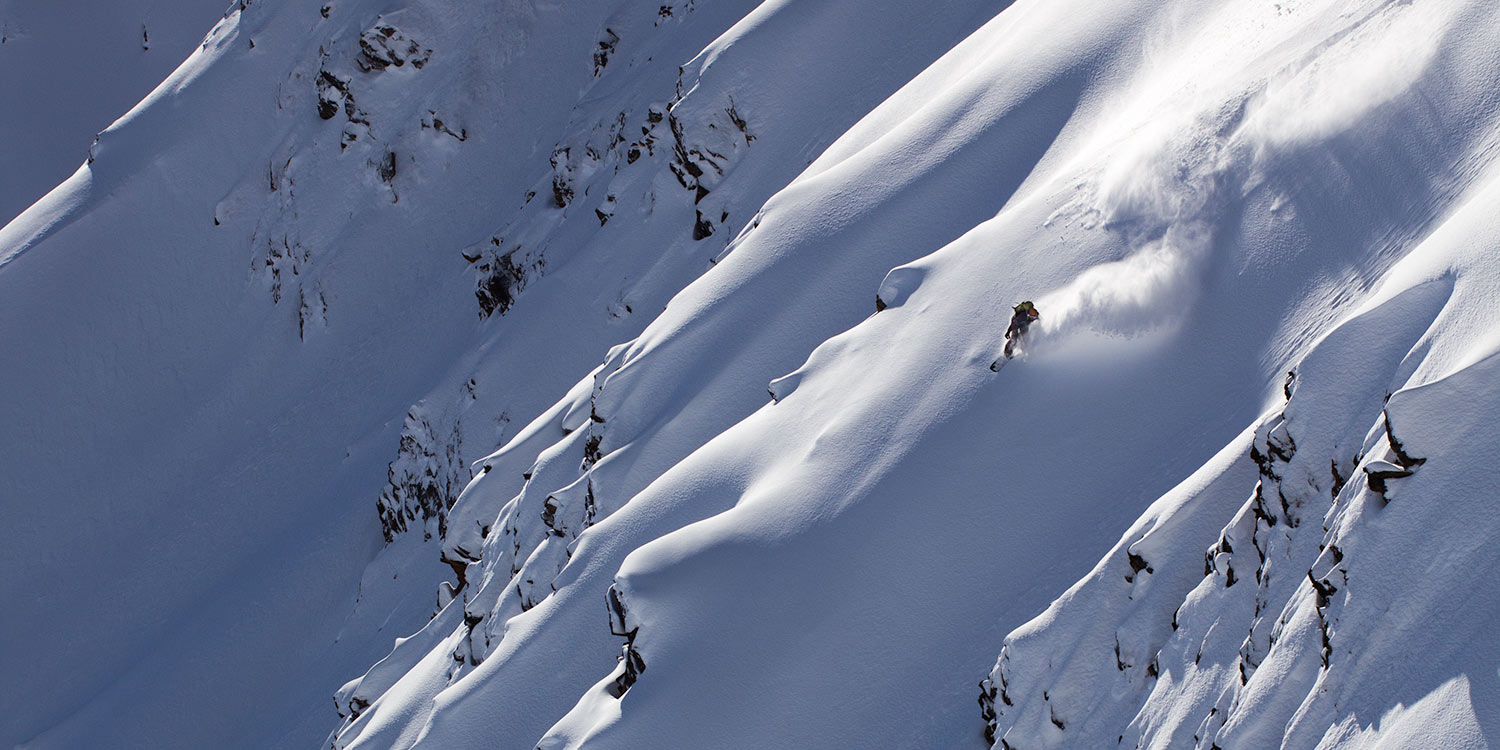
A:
[327, 2, 1011, 747]
[547, 3, 1500, 748]
[346, 0, 1500, 748]
[1, 0, 763, 746]
[1, 0, 994, 748]
[976, 2, 1500, 749]
[5, 0, 1500, 749]
[985, 183, 1500, 750]
[0, 0, 227, 225]
[984, 78, 1500, 750]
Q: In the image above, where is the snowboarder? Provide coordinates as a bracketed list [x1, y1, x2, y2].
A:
[1002, 300, 1039, 359]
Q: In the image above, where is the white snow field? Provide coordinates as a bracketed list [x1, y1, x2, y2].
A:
[3, 0, 1499, 749]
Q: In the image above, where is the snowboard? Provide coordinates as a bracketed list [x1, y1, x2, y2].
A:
[991, 338, 1024, 370]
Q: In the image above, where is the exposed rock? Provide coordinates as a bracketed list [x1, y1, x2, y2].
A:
[316, 69, 353, 120]
[472, 240, 545, 318]
[357, 22, 431, 72]
[376, 404, 468, 542]
[593, 28, 619, 76]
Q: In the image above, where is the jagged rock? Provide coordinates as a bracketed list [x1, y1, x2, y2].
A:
[1382, 411, 1427, 470]
[603, 583, 645, 697]
[692, 211, 714, 240]
[375, 150, 397, 182]
[607, 641, 646, 698]
[1125, 550, 1151, 582]
[593, 28, 619, 75]
[376, 404, 468, 542]
[316, 70, 353, 120]
[472, 241, 544, 317]
[357, 22, 431, 72]
[1363, 459, 1411, 495]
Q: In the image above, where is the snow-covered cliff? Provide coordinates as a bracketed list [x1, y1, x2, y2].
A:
[3, 0, 1498, 749]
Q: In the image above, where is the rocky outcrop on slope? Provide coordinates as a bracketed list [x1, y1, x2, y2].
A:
[981, 263, 1493, 749]
[376, 396, 473, 543]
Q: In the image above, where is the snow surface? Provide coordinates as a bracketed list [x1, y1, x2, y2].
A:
[3, 0, 1500, 749]
[0, 0, 228, 226]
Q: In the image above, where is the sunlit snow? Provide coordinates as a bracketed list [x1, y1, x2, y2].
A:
[3, 1, 1499, 749]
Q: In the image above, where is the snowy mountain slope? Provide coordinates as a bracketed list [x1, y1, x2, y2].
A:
[0, 0, 228, 226]
[328, 2, 1017, 748]
[5, 0, 1500, 749]
[542, 8, 1500, 750]
[977, 2, 1500, 749]
[985, 164, 1500, 748]
[986, 196, 1500, 749]
[2, 0, 764, 746]
[333, 0, 1500, 748]
[1, 0, 995, 748]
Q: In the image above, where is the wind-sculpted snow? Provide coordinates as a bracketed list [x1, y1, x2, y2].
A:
[987, 209, 1500, 748]
[5, 0, 1500, 748]
[980, 3, 1500, 746]
[7, 0, 986, 745]
[331, 2, 1013, 747]
[547, 1, 1500, 748]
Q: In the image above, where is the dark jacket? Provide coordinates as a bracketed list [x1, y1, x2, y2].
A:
[1007, 303, 1039, 337]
